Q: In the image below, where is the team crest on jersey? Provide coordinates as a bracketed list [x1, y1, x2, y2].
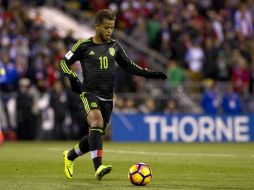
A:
[91, 102, 97, 108]
[109, 47, 115, 56]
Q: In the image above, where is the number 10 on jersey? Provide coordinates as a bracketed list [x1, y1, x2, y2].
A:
[99, 56, 108, 69]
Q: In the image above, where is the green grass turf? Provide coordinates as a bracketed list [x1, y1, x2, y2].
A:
[0, 142, 254, 190]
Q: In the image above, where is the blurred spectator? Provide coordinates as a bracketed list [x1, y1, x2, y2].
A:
[215, 51, 231, 81]
[6, 94, 17, 130]
[89, 0, 108, 12]
[67, 88, 88, 139]
[156, 18, 170, 55]
[201, 80, 219, 114]
[118, 0, 137, 34]
[122, 98, 138, 113]
[37, 86, 54, 140]
[203, 37, 219, 79]
[163, 98, 178, 114]
[139, 98, 156, 113]
[249, 61, 254, 94]
[113, 96, 125, 112]
[209, 11, 224, 45]
[147, 13, 161, 49]
[130, 18, 148, 47]
[166, 59, 185, 89]
[234, 2, 253, 39]
[0, 61, 7, 84]
[9, 37, 30, 64]
[50, 80, 69, 139]
[0, 98, 8, 130]
[185, 40, 204, 74]
[231, 53, 250, 94]
[185, 40, 204, 92]
[0, 53, 18, 91]
[222, 85, 241, 114]
[65, 0, 81, 11]
[64, 30, 76, 49]
[16, 78, 36, 140]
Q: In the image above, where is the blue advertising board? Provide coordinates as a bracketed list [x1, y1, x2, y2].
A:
[111, 113, 254, 142]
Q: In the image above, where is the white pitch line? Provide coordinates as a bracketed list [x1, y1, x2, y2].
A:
[46, 148, 254, 158]
[104, 149, 254, 158]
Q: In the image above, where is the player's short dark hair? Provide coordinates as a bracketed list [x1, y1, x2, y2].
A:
[95, 9, 116, 25]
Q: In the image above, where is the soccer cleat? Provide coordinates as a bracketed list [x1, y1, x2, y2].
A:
[95, 164, 112, 181]
[63, 150, 74, 179]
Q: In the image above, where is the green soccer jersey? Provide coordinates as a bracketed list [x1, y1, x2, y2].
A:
[60, 37, 156, 99]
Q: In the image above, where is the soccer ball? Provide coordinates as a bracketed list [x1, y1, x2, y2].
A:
[128, 163, 152, 186]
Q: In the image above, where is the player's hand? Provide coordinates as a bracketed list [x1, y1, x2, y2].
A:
[150, 72, 167, 80]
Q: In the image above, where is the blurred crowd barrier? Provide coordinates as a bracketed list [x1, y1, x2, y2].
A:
[1, 81, 254, 140]
[111, 113, 254, 142]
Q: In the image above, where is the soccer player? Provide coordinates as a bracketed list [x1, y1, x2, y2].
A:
[60, 9, 167, 181]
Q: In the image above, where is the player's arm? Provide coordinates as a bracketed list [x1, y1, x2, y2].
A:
[59, 40, 84, 94]
[115, 44, 167, 80]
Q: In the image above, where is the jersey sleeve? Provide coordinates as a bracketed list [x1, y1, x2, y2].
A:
[59, 40, 84, 78]
[115, 41, 155, 78]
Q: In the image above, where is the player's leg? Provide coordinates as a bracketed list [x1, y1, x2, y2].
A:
[66, 108, 112, 180]
[67, 135, 89, 160]
[86, 109, 112, 180]
[80, 94, 112, 180]
[63, 93, 112, 180]
[93, 100, 113, 180]
[63, 135, 90, 179]
[100, 100, 113, 137]
[87, 109, 103, 169]
[66, 120, 90, 161]
[63, 94, 91, 179]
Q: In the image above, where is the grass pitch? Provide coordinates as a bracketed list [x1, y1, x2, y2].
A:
[0, 142, 254, 190]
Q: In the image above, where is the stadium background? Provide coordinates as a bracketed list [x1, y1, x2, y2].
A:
[0, 1, 254, 190]
[0, 0, 254, 142]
